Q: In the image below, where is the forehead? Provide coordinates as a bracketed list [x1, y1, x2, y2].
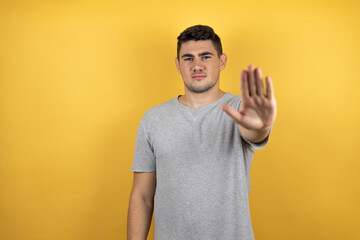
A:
[179, 40, 217, 55]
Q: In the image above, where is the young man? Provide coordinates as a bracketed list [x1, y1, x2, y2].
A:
[127, 25, 277, 240]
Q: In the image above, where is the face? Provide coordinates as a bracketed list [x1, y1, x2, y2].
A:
[175, 40, 227, 94]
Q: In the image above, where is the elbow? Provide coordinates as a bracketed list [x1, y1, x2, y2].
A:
[129, 191, 155, 209]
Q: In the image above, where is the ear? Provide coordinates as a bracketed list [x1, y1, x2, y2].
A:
[175, 57, 181, 74]
[219, 53, 227, 71]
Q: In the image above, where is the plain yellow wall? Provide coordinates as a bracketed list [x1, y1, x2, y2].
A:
[1, 0, 359, 239]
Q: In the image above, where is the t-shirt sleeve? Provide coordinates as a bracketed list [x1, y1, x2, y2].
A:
[241, 125, 273, 150]
[130, 119, 156, 172]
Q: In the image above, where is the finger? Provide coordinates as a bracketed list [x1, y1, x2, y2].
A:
[221, 104, 242, 124]
[265, 76, 274, 99]
[240, 70, 249, 98]
[247, 65, 256, 97]
[255, 68, 265, 97]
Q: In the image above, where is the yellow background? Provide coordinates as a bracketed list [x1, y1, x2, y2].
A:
[1, 0, 359, 239]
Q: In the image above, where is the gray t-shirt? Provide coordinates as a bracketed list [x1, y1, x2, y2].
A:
[131, 92, 270, 240]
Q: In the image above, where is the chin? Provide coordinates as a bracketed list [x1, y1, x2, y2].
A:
[187, 84, 215, 93]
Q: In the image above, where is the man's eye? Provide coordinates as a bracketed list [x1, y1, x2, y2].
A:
[202, 56, 211, 60]
[184, 58, 193, 61]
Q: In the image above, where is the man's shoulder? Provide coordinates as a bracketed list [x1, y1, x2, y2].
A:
[146, 97, 177, 114]
[225, 92, 241, 102]
[140, 97, 178, 123]
[223, 92, 242, 109]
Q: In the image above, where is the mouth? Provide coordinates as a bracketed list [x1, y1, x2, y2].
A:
[192, 74, 207, 80]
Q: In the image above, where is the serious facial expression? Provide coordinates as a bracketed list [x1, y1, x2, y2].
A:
[175, 40, 227, 93]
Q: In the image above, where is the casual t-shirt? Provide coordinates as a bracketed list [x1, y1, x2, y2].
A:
[131, 92, 270, 240]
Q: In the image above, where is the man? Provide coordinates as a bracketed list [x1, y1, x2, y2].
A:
[127, 25, 276, 240]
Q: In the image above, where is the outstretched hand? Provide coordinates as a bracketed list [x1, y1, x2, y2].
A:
[221, 65, 277, 132]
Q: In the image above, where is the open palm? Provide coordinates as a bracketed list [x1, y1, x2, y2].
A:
[221, 65, 277, 131]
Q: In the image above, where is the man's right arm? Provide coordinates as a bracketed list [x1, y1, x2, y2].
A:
[127, 171, 156, 240]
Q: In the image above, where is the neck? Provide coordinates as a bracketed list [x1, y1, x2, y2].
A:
[178, 87, 225, 108]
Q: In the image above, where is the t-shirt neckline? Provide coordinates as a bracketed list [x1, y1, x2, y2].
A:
[174, 92, 232, 112]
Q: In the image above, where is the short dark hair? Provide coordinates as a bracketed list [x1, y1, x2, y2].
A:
[177, 25, 223, 60]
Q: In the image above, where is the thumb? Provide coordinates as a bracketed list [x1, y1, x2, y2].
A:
[221, 104, 243, 124]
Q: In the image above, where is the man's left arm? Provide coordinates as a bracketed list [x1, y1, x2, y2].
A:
[221, 64, 276, 143]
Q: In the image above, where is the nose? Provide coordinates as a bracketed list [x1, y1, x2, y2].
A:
[192, 57, 205, 72]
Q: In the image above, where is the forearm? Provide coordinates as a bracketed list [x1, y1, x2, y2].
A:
[127, 195, 154, 240]
[238, 125, 271, 143]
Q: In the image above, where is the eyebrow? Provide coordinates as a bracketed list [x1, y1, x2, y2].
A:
[199, 52, 214, 57]
[181, 52, 214, 59]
